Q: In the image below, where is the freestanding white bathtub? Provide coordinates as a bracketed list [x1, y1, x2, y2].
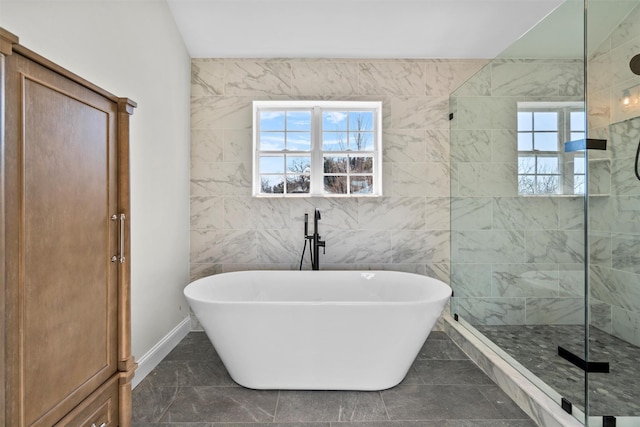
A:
[184, 270, 452, 391]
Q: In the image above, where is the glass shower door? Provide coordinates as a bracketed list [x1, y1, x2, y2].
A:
[586, 1, 640, 424]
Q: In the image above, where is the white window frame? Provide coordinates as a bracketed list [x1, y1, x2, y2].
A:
[517, 101, 585, 196]
[252, 100, 383, 197]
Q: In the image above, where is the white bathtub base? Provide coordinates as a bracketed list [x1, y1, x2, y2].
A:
[185, 270, 452, 391]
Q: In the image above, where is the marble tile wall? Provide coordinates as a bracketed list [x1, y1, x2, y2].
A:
[190, 58, 486, 284]
[586, 3, 640, 347]
[449, 58, 586, 326]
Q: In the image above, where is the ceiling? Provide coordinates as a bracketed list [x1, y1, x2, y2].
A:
[166, 0, 567, 59]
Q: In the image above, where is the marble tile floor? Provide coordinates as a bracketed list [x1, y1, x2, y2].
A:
[474, 325, 640, 417]
[132, 331, 537, 427]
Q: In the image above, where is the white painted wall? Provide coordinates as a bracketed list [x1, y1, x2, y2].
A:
[0, 1, 191, 361]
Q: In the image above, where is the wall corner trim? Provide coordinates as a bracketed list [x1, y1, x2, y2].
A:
[132, 316, 190, 389]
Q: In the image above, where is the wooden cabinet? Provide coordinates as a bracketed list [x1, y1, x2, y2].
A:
[0, 28, 136, 427]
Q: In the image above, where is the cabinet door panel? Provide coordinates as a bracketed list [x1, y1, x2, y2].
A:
[5, 53, 119, 427]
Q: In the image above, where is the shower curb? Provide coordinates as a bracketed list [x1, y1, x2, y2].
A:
[442, 315, 584, 427]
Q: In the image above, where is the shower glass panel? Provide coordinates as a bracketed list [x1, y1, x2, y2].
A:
[449, 0, 589, 423]
[586, 0, 640, 423]
[450, 0, 640, 424]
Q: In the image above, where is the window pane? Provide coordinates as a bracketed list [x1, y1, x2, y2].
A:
[260, 132, 285, 150]
[518, 133, 533, 151]
[570, 111, 585, 131]
[518, 175, 535, 194]
[286, 111, 311, 131]
[518, 112, 532, 131]
[349, 132, 373, 151]
[574, 175, 585, 194]
[350, 156, 373, 173]
[260, 175, 284, 193]
[537, 157, 558, 174]
[287, 132, 311, 151]
[286, 175, 310, 193]
[260, 156, 284, 173]
[349, 111, 374, 131]
[323, 111, 348, 130]
[533, 112, 558, 131]
[351, 176, 373, 194]
[533, 132, 558, 151]
[536, 175, 559, 194]
[324, 176, 348, 194]
[324, 156, 347, 173]
[323, 132, 347, 151]
[518, 156, 535, 174]
[574, 156, 585, 174]
[570, 132, 584, 142]
[260, 111, 285, 131]
[286, 155, 310, 173]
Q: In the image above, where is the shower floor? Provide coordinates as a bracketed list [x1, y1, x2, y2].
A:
[474, 324, 640, 417]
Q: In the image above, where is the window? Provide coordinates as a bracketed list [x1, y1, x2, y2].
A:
[253, 101, 382, 197]
[517, 102, 585, 195]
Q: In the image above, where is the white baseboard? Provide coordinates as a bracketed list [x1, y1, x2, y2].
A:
[132, 316, 191, 389]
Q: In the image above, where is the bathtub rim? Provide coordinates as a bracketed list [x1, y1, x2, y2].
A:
[184, 269, 452, 306]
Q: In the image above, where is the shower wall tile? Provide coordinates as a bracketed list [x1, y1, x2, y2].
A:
[224, 61, 292, 95]
[451, 63, 491, 97]
[490, 130, 518, 163]
[357, 197, 426, 230]
[291, 62, 359, 96]
[452, 230, 525, 264]
[191, 196, 224, 230]
[191, 59, 224, 96]
[455, 298, 526, 325]
[457, 163, 518, 197]
[450, 197, 493, 230]
[391, 230, 449, 264]
[612, 233, 640, 274]
[425, 130, 450, 162]
[556, 197, 584, 230]
[450, 130, 492, 163]
[525, 297, 584, 325]
[491, 264, 559, 298]
[358, 62, 425, 96]
[589, 231, 612, 267]
[224, 129, 253, 163]
[491, 61, 560, 97]
[492, 197, 557, 230]
[323, 230, 392, 264]
[224, 197, 291, 230]
[425, 197, 450, 230]
[612, 306, 640, 347]
[257, 229, 301, 264]
[383, 129, 426, 163]
[558, 264, 584, 297]
[525, 230, 584, 264]
[611, 157, 640, 196]
[389, 96, 449, 130]
[558, 62, 584, 97]
[191, 129, 224, 163]
[591, 265, 640, 313]
[424, 60, 488, 96]
[450, 263, 492, 298]
[191, 96, 253, 129]
[190, 162, 251, 196]
[590, 298, 612, 334]
[392, 162, 450, 197]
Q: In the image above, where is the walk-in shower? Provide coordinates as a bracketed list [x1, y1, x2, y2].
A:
[449, 0, 640, 425]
